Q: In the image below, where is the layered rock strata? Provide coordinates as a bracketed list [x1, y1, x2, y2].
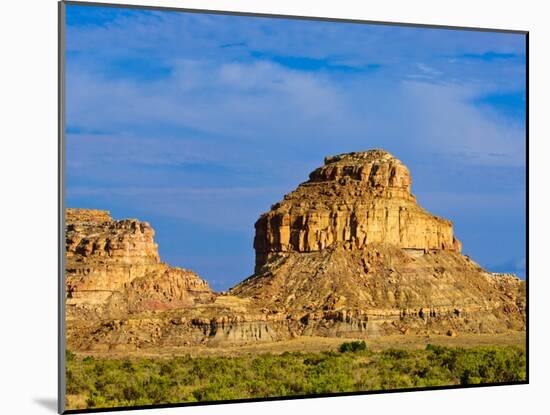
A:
[65, 209, 213, 313]
[253, 150, 461, 272]
[65, 209, 281, 351]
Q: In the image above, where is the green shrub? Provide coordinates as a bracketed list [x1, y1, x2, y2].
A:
[339, 341, 368, 353]
[66, 350, 76, 362]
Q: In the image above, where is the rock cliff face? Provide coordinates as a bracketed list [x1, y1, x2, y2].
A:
[253, 150, 460, 272]
[65, 209, 212, 312]
[66, 150, 525, 353]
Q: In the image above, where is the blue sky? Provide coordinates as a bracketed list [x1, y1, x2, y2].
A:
[65, 4, 527, 290]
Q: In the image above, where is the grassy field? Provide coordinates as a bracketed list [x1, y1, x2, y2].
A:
[66, 343, 526, 410]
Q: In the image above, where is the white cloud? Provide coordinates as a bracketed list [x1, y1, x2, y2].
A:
[66, 10, 526, 65]
[67, 58, 364, 147]
[66, 8, 526, 171]
[398, 80, 525, 166]
[67, 56, 525, 170]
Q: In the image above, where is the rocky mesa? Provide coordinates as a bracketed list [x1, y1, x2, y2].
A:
[66, 150, 526, 352]
[65, 208, 213, 317]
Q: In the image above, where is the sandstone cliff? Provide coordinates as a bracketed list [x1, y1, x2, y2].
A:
[65, 209, 213, 314]
[253, 150, 461, 272]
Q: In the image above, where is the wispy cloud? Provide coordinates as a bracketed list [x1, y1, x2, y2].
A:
[460, 51, 519, 61]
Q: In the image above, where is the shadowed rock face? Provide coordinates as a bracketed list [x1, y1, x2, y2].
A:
[253, 150, 461, 272]
[65, 150, 525, 352]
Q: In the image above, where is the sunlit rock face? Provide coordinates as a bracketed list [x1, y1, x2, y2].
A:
[65, 208, 212, 308]
[253, 150, 461, 272]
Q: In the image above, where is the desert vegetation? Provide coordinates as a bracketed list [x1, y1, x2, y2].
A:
[66, 344, 526, 409]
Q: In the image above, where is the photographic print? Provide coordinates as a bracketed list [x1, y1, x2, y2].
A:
[61, 1, 527, 412]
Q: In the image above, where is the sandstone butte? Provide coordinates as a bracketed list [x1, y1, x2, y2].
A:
[65, 150, 526, 353]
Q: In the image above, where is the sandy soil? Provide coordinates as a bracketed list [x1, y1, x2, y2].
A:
[79, 331, 526, 359]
